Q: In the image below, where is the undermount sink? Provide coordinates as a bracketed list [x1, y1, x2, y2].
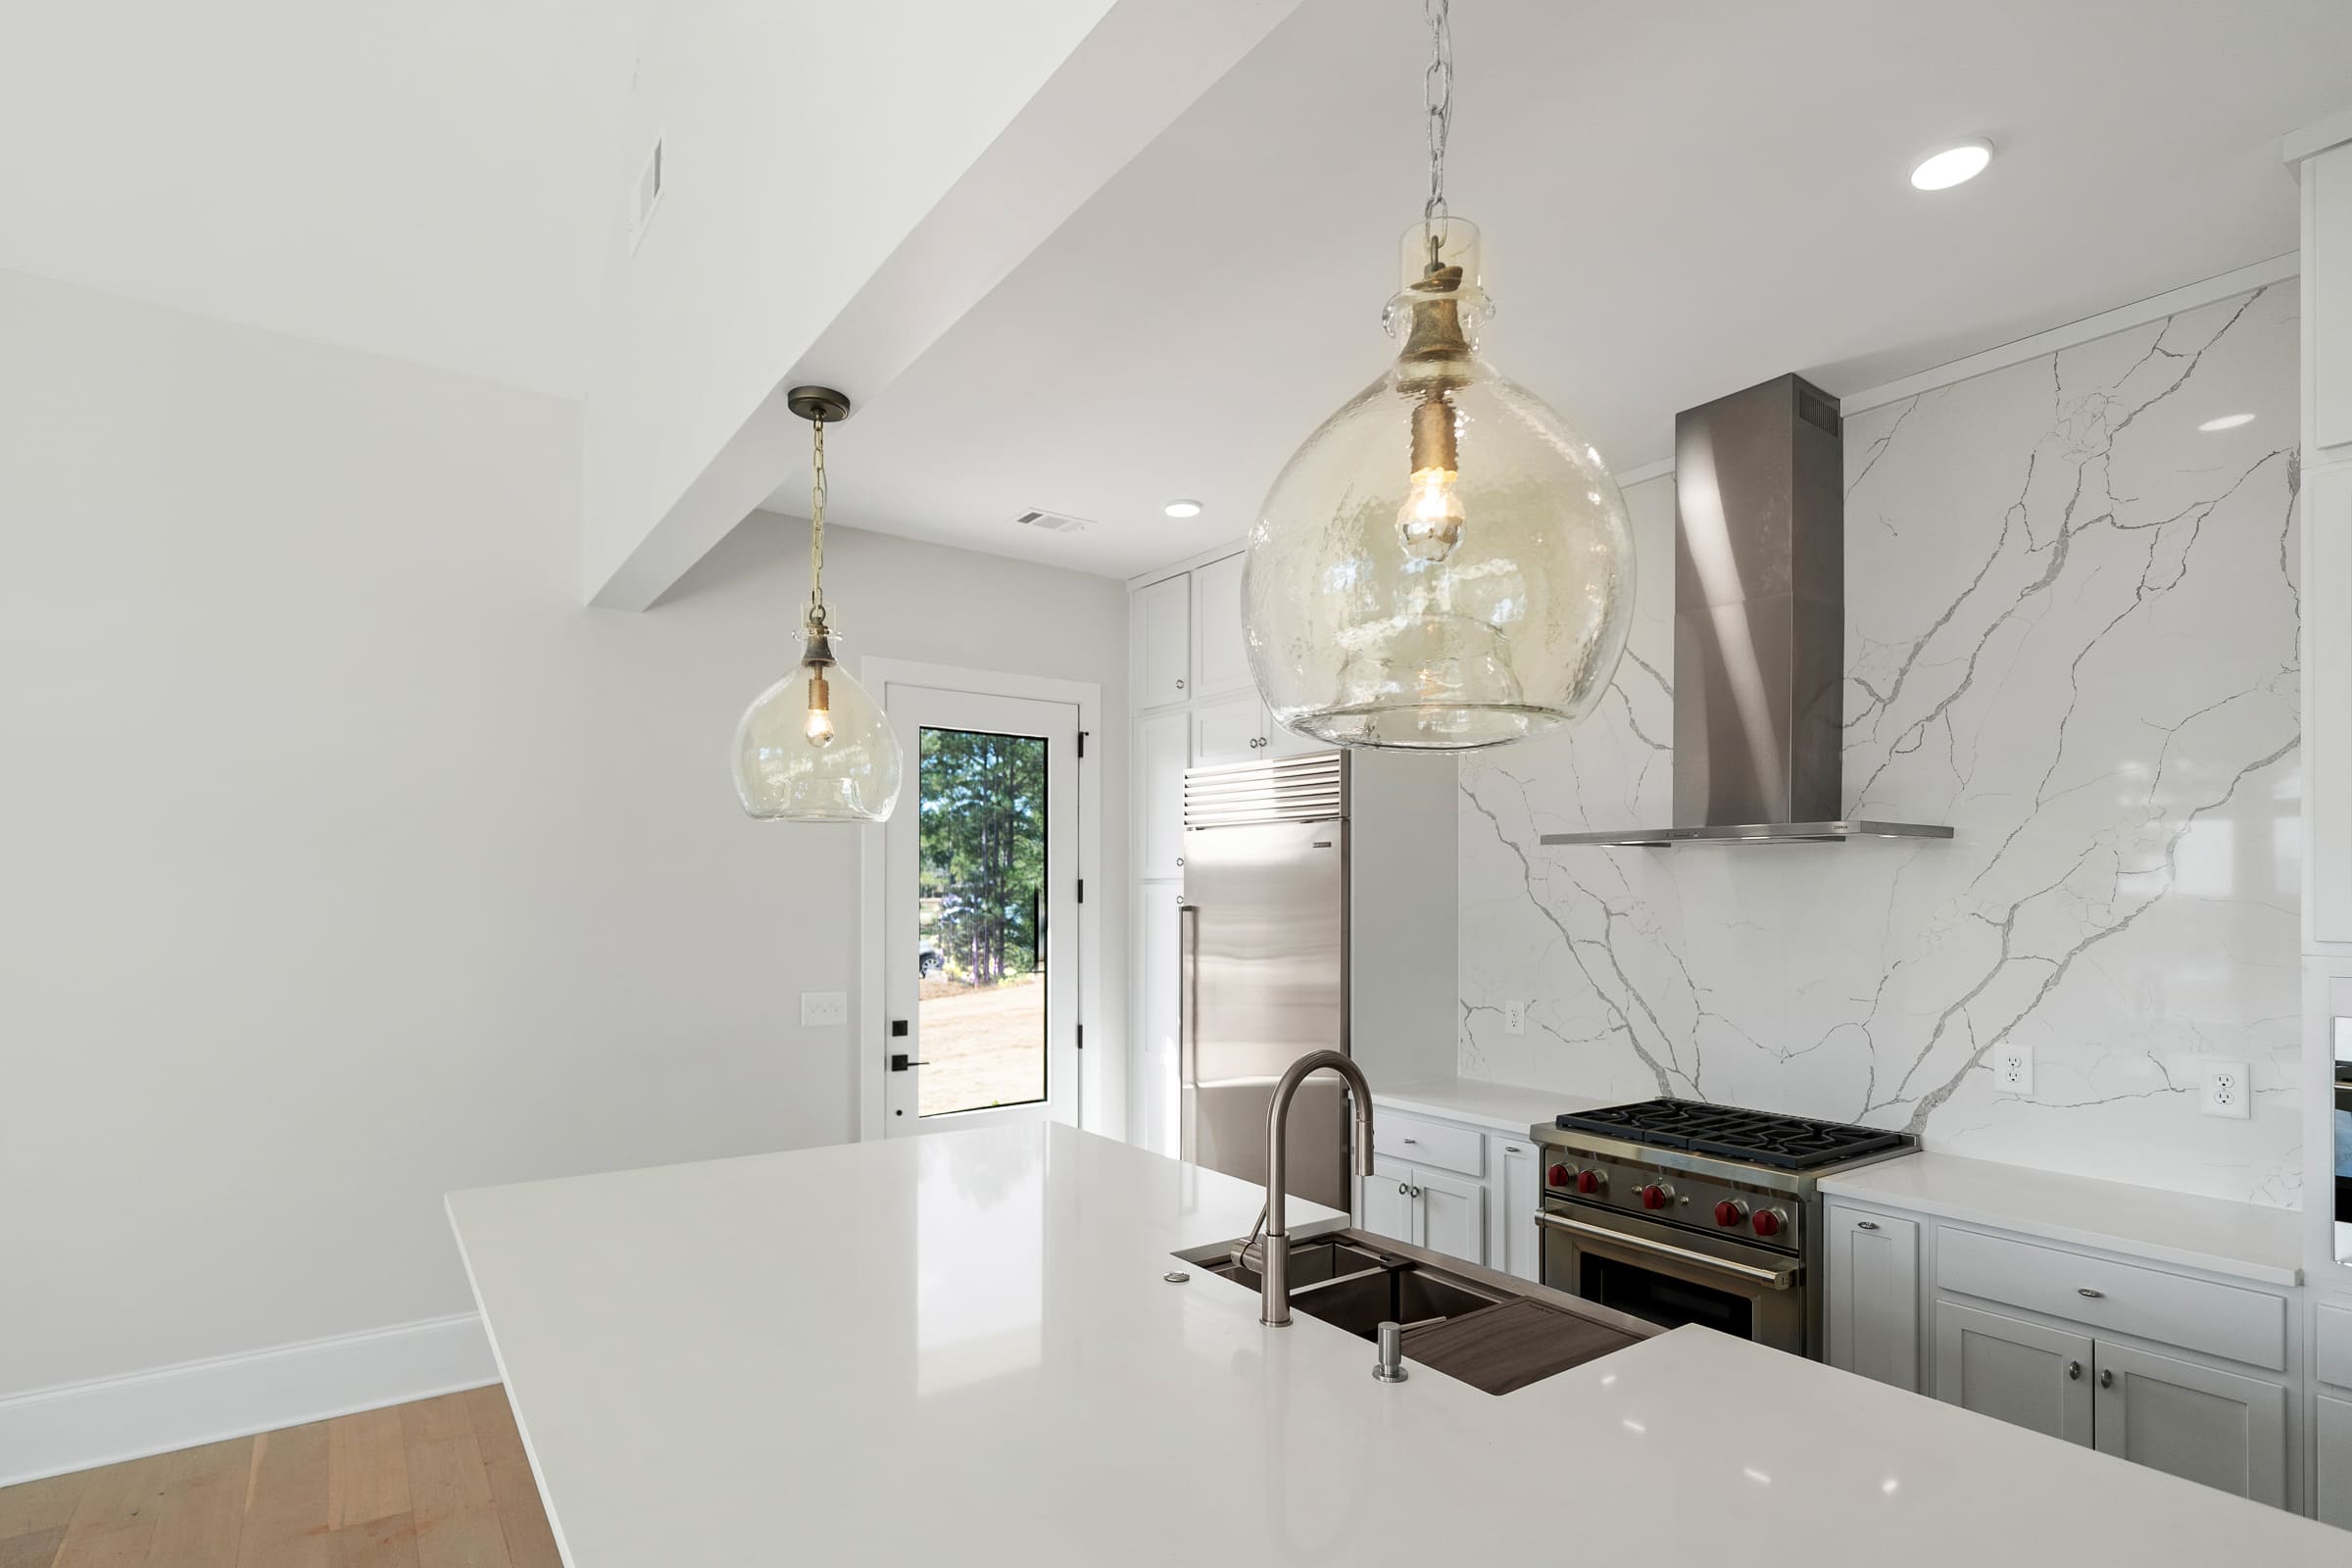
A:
[1196, 1232, 1506, 1339]
[1182, 1227, 1656, 1394]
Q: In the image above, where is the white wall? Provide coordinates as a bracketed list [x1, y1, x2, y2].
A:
[0, 268, 1127, 1461]
[1460, 284, 2302, 1205]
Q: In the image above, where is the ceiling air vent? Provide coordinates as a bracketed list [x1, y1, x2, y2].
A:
[628, 135, 664, 254]
[1013, 508, 1092, 534]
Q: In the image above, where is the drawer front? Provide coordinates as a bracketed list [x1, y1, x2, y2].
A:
[1374, 1112, 1484, 1177]
[1936, 1226, 2284, 1371]
[2321, 1302, 2352, 1391]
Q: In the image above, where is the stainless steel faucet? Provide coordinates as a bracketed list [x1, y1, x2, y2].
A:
[1260, 1050, 1375, 1327]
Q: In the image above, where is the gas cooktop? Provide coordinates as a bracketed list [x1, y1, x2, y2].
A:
[1552, 1099, 1912, 1172]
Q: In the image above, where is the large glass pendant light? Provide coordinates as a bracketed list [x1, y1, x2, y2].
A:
[731, 387, 904, 821]
[1242, 0, 1635, 751]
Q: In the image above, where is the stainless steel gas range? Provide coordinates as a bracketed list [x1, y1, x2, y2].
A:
[1530, 1100, 1919, 1358]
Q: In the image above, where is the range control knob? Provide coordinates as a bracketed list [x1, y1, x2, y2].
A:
[1545, 1163, 1573, 1189]
[1574, 1169, 1604, 1195]
[1751, 1207, 1788, 1238]
[1713, 1200, 1749, 1228]
[1640, 1183, 1675, 1210]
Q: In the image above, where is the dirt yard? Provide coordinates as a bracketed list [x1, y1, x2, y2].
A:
[918, 973, 1047, 1117]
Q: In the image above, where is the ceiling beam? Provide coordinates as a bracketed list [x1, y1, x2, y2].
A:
[586, 0, 1302, 611]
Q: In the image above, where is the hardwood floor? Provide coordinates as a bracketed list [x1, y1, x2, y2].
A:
[0, 1388, 560, 1568]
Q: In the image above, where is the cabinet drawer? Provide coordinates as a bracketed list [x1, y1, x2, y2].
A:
[1936, 1226, 2284, 1371]
[1374, 1112, 1483, 1177]
[2320, 1302, 2352, 1391]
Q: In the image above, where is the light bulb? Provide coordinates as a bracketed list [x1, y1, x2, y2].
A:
[1397, 466, 1466, 562]
[805, 667, 835, 746]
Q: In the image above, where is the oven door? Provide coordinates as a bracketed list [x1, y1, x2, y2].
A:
[1537, 1201, 1806, 1354]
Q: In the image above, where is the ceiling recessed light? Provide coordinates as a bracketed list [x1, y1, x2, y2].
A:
[1163, 499, 1202, 518]
[1909, 140, 1992, 191]
[2197, 413, 2255, 432]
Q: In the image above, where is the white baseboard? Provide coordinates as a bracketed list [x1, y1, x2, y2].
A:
[0, 1312, 497, 1487]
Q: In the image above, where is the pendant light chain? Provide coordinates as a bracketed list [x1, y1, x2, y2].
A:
[807, 414, 829, 632]
[1421, 0, 1453, 232]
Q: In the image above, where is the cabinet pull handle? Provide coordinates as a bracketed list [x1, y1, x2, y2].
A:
[2098, 1368, 2114, 1390]
[2077, 1288, 2104, 1298]
[1855, 1220, 1879, 1231]
[2066, 1360, 2082, 1381]
[1401, 1137, 1417, 1144]
[1503, 1145, 1521, 1152]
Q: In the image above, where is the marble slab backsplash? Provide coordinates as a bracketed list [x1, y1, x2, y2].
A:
[1459, 285, 2303, 1206]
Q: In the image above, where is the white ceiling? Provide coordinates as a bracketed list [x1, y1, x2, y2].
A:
[772, 0, 2352, 579]
[0, 0, 636, 400]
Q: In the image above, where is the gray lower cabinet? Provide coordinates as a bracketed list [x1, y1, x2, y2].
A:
[1935, 1301, 2093, 1446]
[1485, 1134, 1543, 1284]
[2320, 1393, 2352, 1529]
[2091, 1340, 2286, 1506]
[1826, 1206, 1919, 1391]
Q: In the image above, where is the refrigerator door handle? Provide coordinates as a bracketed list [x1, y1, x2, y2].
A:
[1177, 902, 1200, 1146]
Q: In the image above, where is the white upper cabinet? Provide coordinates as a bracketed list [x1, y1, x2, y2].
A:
[1191, 690, 1265, 768]
[1190, 553, 1252, 698]
[1132, 573, 1191, 710]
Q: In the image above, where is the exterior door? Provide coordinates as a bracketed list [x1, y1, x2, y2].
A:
[882, 681, 1079, 1135]
[2091, 1341, 2286, 1505]
[1934, 1301, 2093, 1446]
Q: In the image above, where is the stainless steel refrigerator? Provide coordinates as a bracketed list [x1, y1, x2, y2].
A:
[1177, 753, 1363, 1211]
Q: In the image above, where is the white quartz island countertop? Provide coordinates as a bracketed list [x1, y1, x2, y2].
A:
[447, 1124, 2343, 1565]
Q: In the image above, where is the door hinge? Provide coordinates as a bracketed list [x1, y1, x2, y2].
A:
[1076, 877, 1085, 904]
[1076, 1024, 1085, 1052]
[1077, 729, 1088, 759]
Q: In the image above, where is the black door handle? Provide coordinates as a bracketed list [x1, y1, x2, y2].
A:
[890, 1054, 930, 1072]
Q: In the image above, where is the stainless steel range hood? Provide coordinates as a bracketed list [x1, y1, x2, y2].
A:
[1544, 373, 1950, 849]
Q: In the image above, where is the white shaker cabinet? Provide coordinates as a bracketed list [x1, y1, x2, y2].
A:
[2320, 1393, 2352, 1529]
[1136, 709, 1190, 881]
[1130, 884, 1185, 1157]
[1191, 689, 1265, 767]
[1359, 1154, 1487, 1265]
[1190, 552, 1252, 698]
[2091, 1341, 2287, 1507]
[1486, 1134, 1543, 1283]
[1934, 1301, 2094, 1446]
[1132, 572, 1190, 710]
[1825, 1205, 1919, 1392]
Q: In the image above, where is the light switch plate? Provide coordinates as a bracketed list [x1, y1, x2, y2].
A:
[1503, 1000, 1527, 1036]
[2200, 1058, 2251, 1119]
[1992, 1044, 2033, 1096]
[801, 991, 849, 1027]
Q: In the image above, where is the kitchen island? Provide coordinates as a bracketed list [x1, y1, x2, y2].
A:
[447, 1123, 2343, 1565]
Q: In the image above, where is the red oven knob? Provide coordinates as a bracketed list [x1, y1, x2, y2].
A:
[1713, 1200, 1748, 1228]
[1640, 1183, 1675, 1210]
[1574, 1169, 1604, 1195]
[1546, 1163, 1573, 1189]
[1751, 1207, 1787, 1238]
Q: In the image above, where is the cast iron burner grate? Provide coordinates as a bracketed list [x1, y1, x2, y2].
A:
[1552, 1099, 1912, 1171]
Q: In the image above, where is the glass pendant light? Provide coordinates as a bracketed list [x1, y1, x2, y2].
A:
[1242, 0, 1635, 751]
[731, 387, 905, 821]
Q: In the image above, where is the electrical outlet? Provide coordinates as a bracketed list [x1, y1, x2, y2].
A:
[1503, 1000, 1527, 1037]
[1991, 1045, 2034, 1096]
[2200, 1059, 2251, 1119]
[800, 991, 849, 1027]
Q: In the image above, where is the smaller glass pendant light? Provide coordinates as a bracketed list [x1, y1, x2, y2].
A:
[732, 387, 905, 821]
[1241, 0, 1635, 751]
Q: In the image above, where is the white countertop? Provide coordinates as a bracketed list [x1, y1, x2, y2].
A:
[448, 1124, 2341, 1565]
[1369, 1074, 1591, 1135]
[1820, 1151, 2303, 1287]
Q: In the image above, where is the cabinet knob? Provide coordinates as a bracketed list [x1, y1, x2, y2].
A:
[2098, 1368, 2114, 1390]
[2066, 1360, 2082, 1381]
[1397, 1182, 1408, 1196]
[1176, 678, 1186, 690]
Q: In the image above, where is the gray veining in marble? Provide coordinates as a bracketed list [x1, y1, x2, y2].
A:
[1460, 285, 2303, 1205]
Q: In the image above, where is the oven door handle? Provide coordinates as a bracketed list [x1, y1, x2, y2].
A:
[1534, 1209, 1799, 1290]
